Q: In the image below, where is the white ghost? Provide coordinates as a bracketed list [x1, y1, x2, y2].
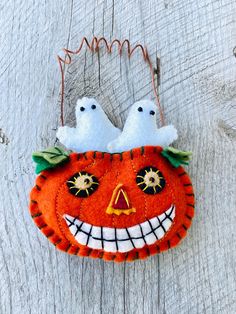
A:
[56, 97, 121, 152]
[107, 100, 178, 153]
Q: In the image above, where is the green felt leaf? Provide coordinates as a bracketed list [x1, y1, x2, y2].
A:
[161, 147, 192, 168]
[35, 159, 54, 174]
[32, 146, 70, 174]
[33, 146, 69, 164]
[32, 155, 45, 164]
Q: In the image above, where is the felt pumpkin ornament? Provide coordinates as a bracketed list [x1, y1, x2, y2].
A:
[29, 37, 194, 262]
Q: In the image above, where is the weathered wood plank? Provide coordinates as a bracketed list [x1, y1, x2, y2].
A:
[0, 0, 236, 313]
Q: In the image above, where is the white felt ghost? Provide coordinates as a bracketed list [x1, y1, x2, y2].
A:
[107, 100, 178, 153]
[56, 97, 121, 152]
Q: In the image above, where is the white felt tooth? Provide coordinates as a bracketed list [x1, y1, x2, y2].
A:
[140, 221, 152, 236]
[116, 228, 129, 240]
[81, 222, 92, 233]
[155, 224, 165, 239]
[103, 240, 117, 252]
[107, 100, 178, 153]
[57, 97, 121, 153]
[68, 224, 77, 237]
[118, 240, 134, 253]
[162, 218, 172, 232]
[145, 232, 158, 245]
[127, 224, 142, 238]
[88, 237, 102, 250]
[149, 216, 159, 229]
[132, 238, 145, 249]
[91, 226, 101, 239]
[127, 224, 146, 249]
[103, 227, 115, 241]
[158, 213, 166, 222]
[75, 230, 88, 246]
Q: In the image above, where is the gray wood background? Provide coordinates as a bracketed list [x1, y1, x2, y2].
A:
[0, 0, 236, 313]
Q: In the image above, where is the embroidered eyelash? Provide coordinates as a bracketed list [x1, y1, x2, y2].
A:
[136, 166, 165, 194]
[67, 172, 99, 197]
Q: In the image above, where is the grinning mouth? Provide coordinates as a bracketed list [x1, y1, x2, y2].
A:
[64, 205, 175, 253]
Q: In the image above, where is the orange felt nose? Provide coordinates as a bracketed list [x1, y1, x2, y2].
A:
[106, 184, 136, 216]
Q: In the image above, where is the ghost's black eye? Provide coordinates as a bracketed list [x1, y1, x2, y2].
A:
[91, 104, 96, 110]
[67, 172, 99, 197]
[136, 166, 165, 194]
[80, 107, 85, 111]
[150, 110, 155, 115]
[138, 107, 143, 112]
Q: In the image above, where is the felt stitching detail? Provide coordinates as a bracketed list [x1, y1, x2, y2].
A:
[73, 247, 80, 255]
[46, 230, 55, 238]
[54, 239, 62, 246]
[35, 185, 41, 191]
[185, 214, 192, 220]
[65, 244, 72, 252]
[186, 193, 194, 197]
[187, 203, 194, 207]
[31, 212, 42, 218]
[182, 224, 187, 231]
[176, 232, 182, 239]
[39, 224, 47, 230]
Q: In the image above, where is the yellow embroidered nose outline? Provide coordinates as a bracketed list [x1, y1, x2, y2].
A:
[106, 184, 136, 216]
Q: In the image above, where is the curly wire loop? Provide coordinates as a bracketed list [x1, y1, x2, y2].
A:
[57, 36, 164, 126]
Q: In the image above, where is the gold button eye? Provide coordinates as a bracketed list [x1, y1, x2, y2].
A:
[67, 172, 99, 197]
[136, 166, 165, 194]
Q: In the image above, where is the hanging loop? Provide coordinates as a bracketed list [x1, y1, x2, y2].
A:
[57, 36, 164, 126]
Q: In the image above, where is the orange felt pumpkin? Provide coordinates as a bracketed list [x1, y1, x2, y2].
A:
[29, 146, 194, 262]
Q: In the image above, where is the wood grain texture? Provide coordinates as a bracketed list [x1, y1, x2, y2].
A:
[0, 0, 236, 313]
